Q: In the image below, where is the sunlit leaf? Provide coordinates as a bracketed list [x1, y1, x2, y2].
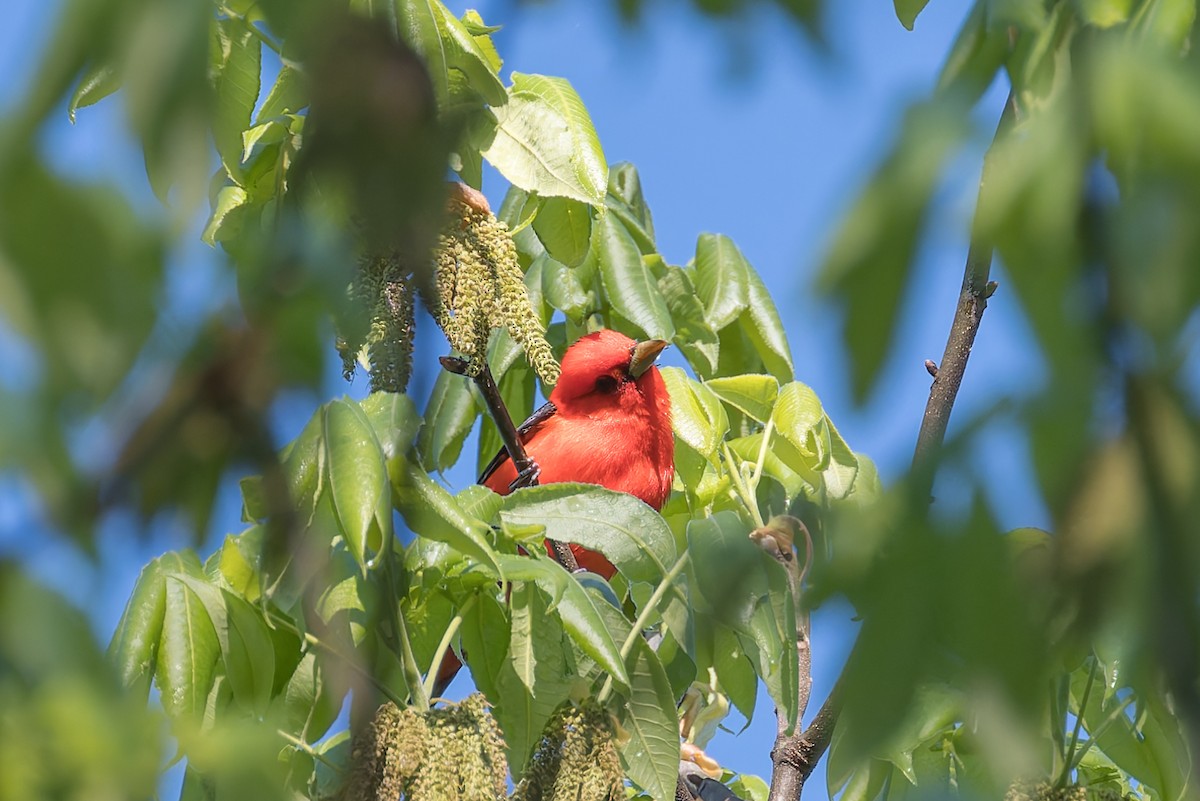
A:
[661, 367, 729, 461]
[170, 574, 277, 716]
[484, 73, 608, 205]
[614, 623, 680, 798]
[108, 555, 170, 700]
[68, 63, 119, 123]
[705, 374, 779, 424]
[738, 260, 793, 383]
[393, 460, 502, 577]
[532, 195, 592, 267]
[493, 583, 573, 776]
[481, 554, 629, 689]
[324, 398, 391, 570]
[211, 18, 262, 179]
[597, 214, 674, 341]
[417, 370, 479, 472]
[499, 483, 676, 584]
[156, 552, 220, 721]
[694, 233, 750, 332]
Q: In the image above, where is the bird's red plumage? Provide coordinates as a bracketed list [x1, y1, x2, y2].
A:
[434, 330, 674, 695]
[482, 329, 675, 576]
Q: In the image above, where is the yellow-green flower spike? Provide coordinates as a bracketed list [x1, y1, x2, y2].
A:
[429, 199, 561, 385]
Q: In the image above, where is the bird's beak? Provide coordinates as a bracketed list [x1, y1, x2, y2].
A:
[629, 339, 669, 378]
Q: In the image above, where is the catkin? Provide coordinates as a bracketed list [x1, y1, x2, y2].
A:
[512, 702, 624, 801]
[340, 695, 507, 801]
[1003, 781, 1122, 801]
[338, 254, 417, 393]
[426, 200, 560, 385]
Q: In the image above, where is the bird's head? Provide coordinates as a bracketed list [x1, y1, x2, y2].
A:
[549, 329, 670, 414]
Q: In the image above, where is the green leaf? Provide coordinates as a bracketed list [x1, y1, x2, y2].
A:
[482, 554, 629, 689]
[770, 381, 827, 475]
[282, 407, 325, 523]
[1076, 0, 1134, 27]
[597, 214, 675, 341]
[694, 233, 750, 331]
[608, 162, 655, 239]
[170, 574, 277, 716]
[430, 1, 506, 106]
[713, 622, 757, 724]
[324, 398, 391, 570]
[397, 0, 450, 104]
[360, 391, 421, 461]
[738, 260, 794, 383]
[68, 63, 120, 123]
[705, 374, 780, 423]
[275, 652, 340, 741]
[687, 513, 798, 732]
[492, 583, 573, 777]
[201, 184, 250, 246]
[212, 18, 262, 179]
[108, 555, 170, 699]
[660, 367, 729, 461]
[937, 1, 1007, 100]
[822, 415, 860, 500]
[658, 266, 720, 378]
[894, 0, 932, 30]
[620, 637, 681, 799]
[483, 73, 608, 206]
[498, 483, 676, 584]
[728, 774, 771, 801]
[987, 0, 1048, 29]
[394, 461, 503, 577]
[417, 370, 478, 472]
[539, 252, 590, 321]
[257, 64, 307, 121]
[456, 484, 504, 523]
[460, 592, 510, 701]
[155, 552, 220, 721]
[532, 196, 592, 268]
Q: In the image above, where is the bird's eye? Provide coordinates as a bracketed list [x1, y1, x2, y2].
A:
[595, 375, 619, 393]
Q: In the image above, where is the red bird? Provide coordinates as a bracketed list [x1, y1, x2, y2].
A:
[432, 330, 674, 695]
[480, 329, 675, 576]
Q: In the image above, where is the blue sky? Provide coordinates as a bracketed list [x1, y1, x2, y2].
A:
[0, 0, 1051, 796]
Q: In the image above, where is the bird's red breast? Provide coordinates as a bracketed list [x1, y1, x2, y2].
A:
[481, 329, 675, 577]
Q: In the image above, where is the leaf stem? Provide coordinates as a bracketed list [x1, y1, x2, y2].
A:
[1057, 656, 1098, 789]
[421, 594, 478, 702]
[219, 4, 283, 55]
[596, 551, 691, 705]
[722, 441, 765, 528]
[278, 729, 345, 774]
[750, 418, 776, 488]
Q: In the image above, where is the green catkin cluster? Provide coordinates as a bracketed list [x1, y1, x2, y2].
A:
[341, 695, 507, 801]
[1003, 781, 1123, 801]
[511, 702, 624, 801]
[428, 200, 560, 385]
[338, 254, 417, 393]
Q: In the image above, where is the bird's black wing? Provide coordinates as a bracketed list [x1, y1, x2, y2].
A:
[477, 400, 558, 484]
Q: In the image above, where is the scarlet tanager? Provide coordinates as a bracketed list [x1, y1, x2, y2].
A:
[433, 329, 675, 694]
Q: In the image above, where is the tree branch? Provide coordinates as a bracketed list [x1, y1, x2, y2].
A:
[912, 89, 1018, 473]
[765, 89, 1020, 801]
[439, 356, 579, 572]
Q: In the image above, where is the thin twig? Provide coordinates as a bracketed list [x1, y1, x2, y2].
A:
[440, 356, 579, 572]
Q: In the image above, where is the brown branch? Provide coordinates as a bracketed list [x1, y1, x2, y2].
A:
[911, 89, 1018, 474]
[439, 356, 579, 572]
[765, 90, 1020, 801]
